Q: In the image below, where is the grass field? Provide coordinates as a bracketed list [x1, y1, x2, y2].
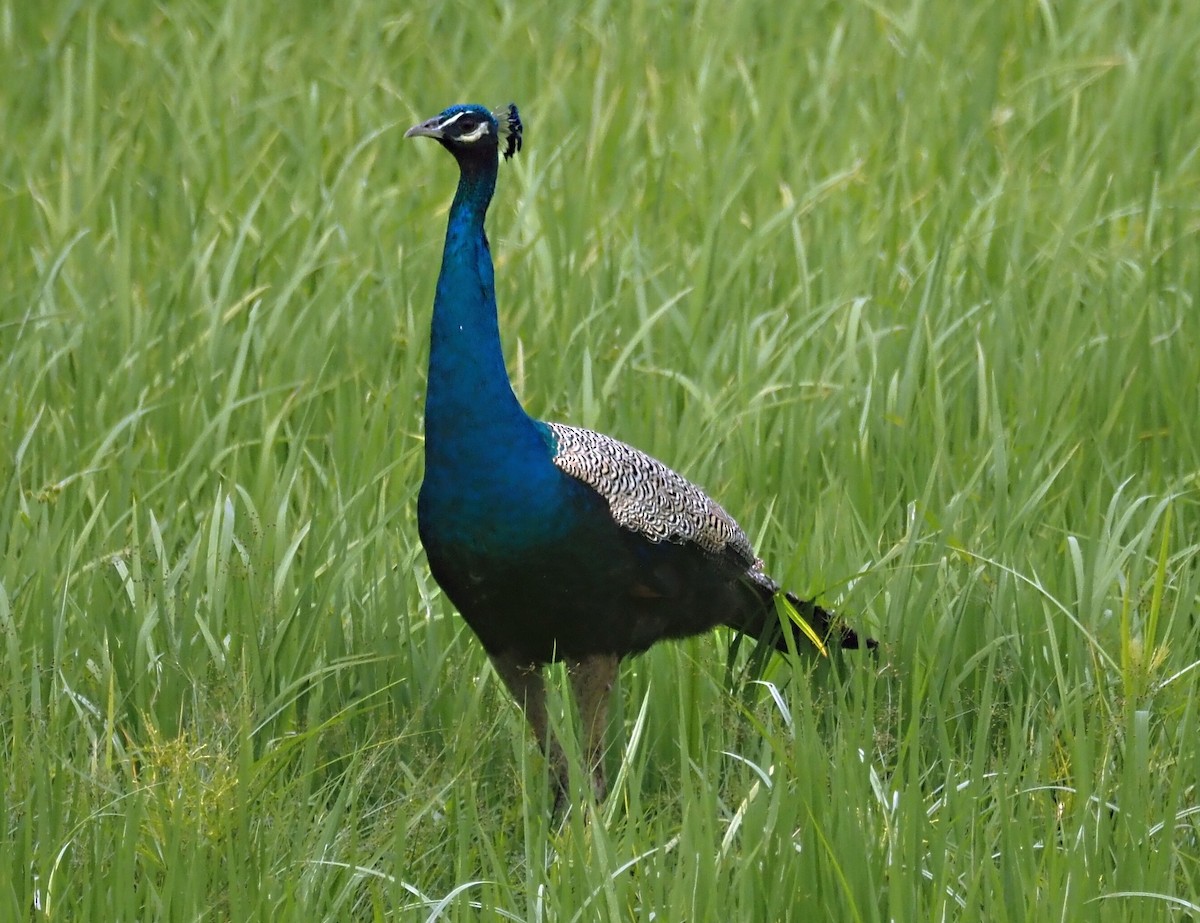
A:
[3, 0, 1199, 918]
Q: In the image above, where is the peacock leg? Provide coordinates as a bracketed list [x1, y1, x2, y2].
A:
[488, 652, 568, 796]
[566, 653, 619, 802]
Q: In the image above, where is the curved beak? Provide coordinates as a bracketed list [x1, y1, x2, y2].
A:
[404, 117, 444, 140]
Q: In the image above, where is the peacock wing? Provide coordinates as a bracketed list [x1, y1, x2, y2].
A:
[544, 421, 763, 574]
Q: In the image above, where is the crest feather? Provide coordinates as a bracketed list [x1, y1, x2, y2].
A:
[494, 103, 523, 160]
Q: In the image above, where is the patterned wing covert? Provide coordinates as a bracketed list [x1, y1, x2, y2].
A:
[546, 422, 759, 566]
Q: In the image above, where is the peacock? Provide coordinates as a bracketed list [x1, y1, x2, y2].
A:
[405, 102, 875, 806]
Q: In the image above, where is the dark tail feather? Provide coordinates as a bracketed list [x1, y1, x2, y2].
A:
[726, 584, 876, 655]
[782, 591, 877, 652]
[723, 586, 875, 689]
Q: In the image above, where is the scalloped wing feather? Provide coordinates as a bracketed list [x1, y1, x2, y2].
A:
[546, 422, 759, 566]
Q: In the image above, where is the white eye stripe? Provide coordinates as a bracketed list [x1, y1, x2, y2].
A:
[438, 110, 467, 131]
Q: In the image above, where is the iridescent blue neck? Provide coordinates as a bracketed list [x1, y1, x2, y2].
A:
[423, 149, 541, 474]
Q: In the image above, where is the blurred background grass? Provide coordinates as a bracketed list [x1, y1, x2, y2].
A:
[2, 0, 1198, 918]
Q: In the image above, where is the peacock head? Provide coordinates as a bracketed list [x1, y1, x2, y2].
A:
[405, 103, 523, 161]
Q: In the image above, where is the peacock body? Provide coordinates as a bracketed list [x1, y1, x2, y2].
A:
[406, 102, 873, 804]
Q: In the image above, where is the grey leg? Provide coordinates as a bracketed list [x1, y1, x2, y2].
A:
[489, 652, 568, 793]
[490, 650, 619, 809]
[566, 653, 619, 802]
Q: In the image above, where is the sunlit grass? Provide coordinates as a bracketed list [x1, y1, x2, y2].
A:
[3, 0, 1199, 918]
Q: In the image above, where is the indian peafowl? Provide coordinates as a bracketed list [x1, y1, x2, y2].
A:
[405, 102, 875, 806]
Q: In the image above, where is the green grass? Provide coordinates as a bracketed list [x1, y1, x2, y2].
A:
[3, 0, 1199, 918]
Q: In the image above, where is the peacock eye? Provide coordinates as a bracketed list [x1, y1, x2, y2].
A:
[454, 117, 491, 144]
